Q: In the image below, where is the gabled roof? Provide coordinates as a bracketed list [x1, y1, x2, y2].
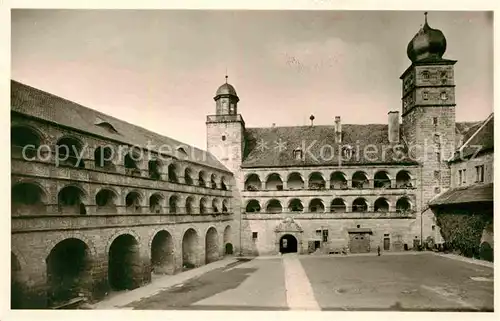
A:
[11, 80, 230, 172]
[429, 183, 493, 206]
[242, 124, 417, 168]
[451, 114, 494, 162]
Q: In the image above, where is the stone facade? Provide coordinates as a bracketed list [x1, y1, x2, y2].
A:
[11, 100, 237, 308]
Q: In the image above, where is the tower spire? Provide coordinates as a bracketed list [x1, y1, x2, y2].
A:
[225, 67, 228, 83]
[424, 11, 428, 25]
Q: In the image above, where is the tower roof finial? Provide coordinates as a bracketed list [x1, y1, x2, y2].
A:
[225, 67, 228, 83]
[424, 11, 428, 24]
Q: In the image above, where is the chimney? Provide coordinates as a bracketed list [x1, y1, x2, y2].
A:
[388, 111, 400, 143]
[334, 116, 342, 143]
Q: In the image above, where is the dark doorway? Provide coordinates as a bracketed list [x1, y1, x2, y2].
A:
[383, 237, 391, 251]
[279, 234, 298, 253]
[108, 234, 141, 290]
[225, 243, 233, 255]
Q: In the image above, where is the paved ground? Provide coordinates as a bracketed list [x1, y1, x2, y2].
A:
[94, 253, 494, 311]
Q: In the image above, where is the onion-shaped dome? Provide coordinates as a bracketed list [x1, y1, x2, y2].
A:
[407, 13, 447, 62]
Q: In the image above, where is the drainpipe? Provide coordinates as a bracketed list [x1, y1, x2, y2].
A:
[420, 164, 424, 247]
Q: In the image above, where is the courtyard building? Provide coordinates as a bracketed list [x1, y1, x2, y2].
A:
[10, 13, 493, 309]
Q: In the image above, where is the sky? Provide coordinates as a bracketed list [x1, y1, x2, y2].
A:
[11, 10, 493, 149]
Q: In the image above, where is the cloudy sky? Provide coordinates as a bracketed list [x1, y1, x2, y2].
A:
[11, 10, 493, 149]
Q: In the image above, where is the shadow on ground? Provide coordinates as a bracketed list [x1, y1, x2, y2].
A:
[126, 258, 257, 310]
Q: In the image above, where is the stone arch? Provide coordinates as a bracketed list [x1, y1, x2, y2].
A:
[199, 197, 209, 214]
[150, 230, 175, 275]
[149, 193, 164, 214]
[169, 194, 179, 214]
[95, 188, 118, 214]
[308, 172, 326, 189]
[308, 198, 325, 212]
[396, 170, 413, 188]
[11, 124, 43, 159]
[352, 171, 369, 189]
[352, 197, 368, 212]
[184, 167, 194, 185]
[287, 172, 304, 190]
[374, 197, 390, 212]
[374, 171, 391, 188]
[220, 176, 228, 190]
[11, 251, 24, 309]
[245, 199, 261, 213]
[44, 233, 98, 260]
[265, 199, 283, 213]
[223, 225, 233, 255]
[205, 227, 219, 264]
[265, 173, 283, 190]
[11, 181, 48, 215]
[222, 199, 229, 213]
[124, 148, 141, 176]
[331, 198, 346, 212]
[185, 196, 195, 214]
[45, 238, 93, 306]
[148, 158, 163, 180]
[168, 163, 179, 183]
[212, 198, 221, 213]
[108, 233, 142, 290]
[56, 135, 85, 168]
[182, 228, 199, 269]
[330, 171, 348, 189]
[94, 146, 114, 170]
[396, 197, 413, 213]
[198, 170, 207, 187]
[244, 173, 261, 191]
[210, 173, 218, 189]
[57, 185, 88, 215]
[125, 190, 143, 214]
[288, 198, 304, 212]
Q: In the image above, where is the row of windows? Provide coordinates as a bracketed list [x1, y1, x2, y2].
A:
[11, 125, 230, 190]
[458, 165, 485, 186]
[244, 170, 414, 191]
[244, 197, 413, 214]
[11, 182, 230, 215]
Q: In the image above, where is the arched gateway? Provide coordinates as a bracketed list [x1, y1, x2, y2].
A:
[274, 218, 303, 254]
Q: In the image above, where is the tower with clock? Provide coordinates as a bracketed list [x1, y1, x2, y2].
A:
[400, 12, 457, 206]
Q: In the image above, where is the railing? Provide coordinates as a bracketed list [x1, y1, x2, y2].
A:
[11, 145, 233, 190]
[244, 179, 417, 192]
[206, 114, 244, 123]
[12, 211, 233, 232]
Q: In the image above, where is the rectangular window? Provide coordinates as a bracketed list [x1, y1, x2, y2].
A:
[458, 169, 462, 186]
[433, 117, 438, 125]
[434, 186, 441, 194]
[431, 225, 435, 231]
[462, 169, 466, 184]
[476, 165, 485, 183]
[252, 232, 258, 240]
[436, 152, 441, 162]
[322, 229, 329, 243]
[316, 229, 321, 235]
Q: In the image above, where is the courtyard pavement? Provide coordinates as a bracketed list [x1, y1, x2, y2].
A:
[90, 252, 494, 311]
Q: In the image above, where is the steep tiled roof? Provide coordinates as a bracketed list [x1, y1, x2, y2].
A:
[11, 80, 230, 172]
[242, 124, 417, 168]
[429, 183, 493, 206]
[451, 114, 494, 162]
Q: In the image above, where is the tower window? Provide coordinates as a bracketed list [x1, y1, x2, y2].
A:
[433, 117, 438, 125]
[293, 149, 303, 160]
[434, 187, 441, 194]
[252, 232, 258, 240]
[422, 71, 430, 79]
[475, 165, 485, 183]
[222, 135, 226, 141]
[436, 152, 441, 162]
[440, 92, 448, 101]
[433, 133, 440, 144]
[422, 91, 429, 100]
[434, 170, 441, 181]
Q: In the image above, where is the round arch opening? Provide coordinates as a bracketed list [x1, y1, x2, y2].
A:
[279, 234, 298, 254]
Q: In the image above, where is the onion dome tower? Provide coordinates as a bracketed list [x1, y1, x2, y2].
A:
[214, 75, 239, 115]
[406, 12, 447, 62]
